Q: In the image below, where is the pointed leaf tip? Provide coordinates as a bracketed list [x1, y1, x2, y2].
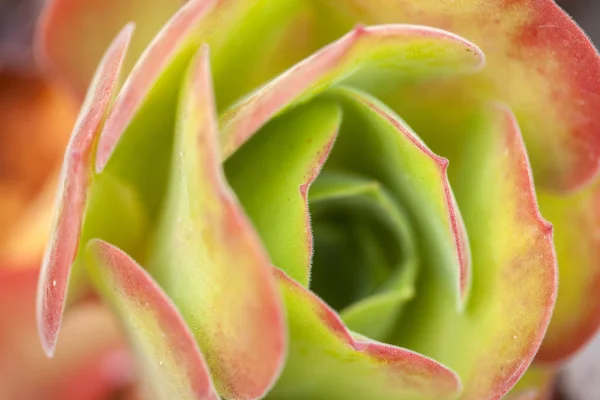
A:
[36, 25, 133, 357]
[147, 45, 286, 399]
[225, 99, 342, 286]
[220, 23, 484, 158]
[85, 239, 219, 400]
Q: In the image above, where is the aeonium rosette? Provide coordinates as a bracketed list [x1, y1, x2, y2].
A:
[35, 0, 600, 399]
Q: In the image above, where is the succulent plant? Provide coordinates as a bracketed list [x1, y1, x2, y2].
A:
[35, 0, 600, 399]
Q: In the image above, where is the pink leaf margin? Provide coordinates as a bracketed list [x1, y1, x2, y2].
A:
[36, 24, 133, 357]
[86, 239, 219, 400]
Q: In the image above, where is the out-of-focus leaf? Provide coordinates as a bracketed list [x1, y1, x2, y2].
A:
[0, 268, 129, 400]
[36, 25, 133, 357]
[0, 74, 76, 265]
[536, 179, 600, 361]
[38, 0, 185, 95]
[512, 365, 556, 400]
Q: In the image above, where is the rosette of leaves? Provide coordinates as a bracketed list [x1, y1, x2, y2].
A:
[35, 0, 600, 399]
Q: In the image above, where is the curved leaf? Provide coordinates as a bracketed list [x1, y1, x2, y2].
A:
[84, 240, 219, 400]
[96, 0, 311, 222]
[536, 179, 600, 361]
[36, 25, 133, 357]
[268, 267, 461, 400]
[147, 46, 285, 399]
[225, 99, 341, 285]
[314, 0, 600, 192]
[220, 24, 484, 158]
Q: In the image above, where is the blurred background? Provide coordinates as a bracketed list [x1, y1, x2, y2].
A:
[0, 0, 598, 399]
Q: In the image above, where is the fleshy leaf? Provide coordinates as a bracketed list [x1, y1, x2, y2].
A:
[84, 239, 219, 400]
[536, 179, 600, 361]
[225, 99, 341, 285]
[38, 0, 185, 95]
[323, 87, 470, 307]
[313, 0, 600, 192]
[147, 46, 285, 399]
[267, 267, 461, 400]
[392, 105, 557, 399]
[308, 171, 418, 341]
[220, 24, 484, 158]
[36, 25, 133, 357]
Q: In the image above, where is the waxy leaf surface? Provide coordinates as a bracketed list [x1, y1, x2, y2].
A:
[309, 171, 418, 341]
[95, 0, 310, 223]
[324, 87, 470, 308]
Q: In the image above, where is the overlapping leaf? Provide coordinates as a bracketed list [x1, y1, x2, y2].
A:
[267, 267, 461, 400]
[147, 46, 285, 399]
[309, 0, 600, 193]
[392, 104, 556, 399]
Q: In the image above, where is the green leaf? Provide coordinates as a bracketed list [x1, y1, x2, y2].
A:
[536, 179, 600, 361]
[308, 0, 600, 192]
[267, 267, 461, 400]
[67, 172, 149, 302]
[391, 105, 556, 399]
[220, 24, 484, 158]
[322, 87, 470, 308]
[146, 46, 285, 399]
[225, 99, 341, 285]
